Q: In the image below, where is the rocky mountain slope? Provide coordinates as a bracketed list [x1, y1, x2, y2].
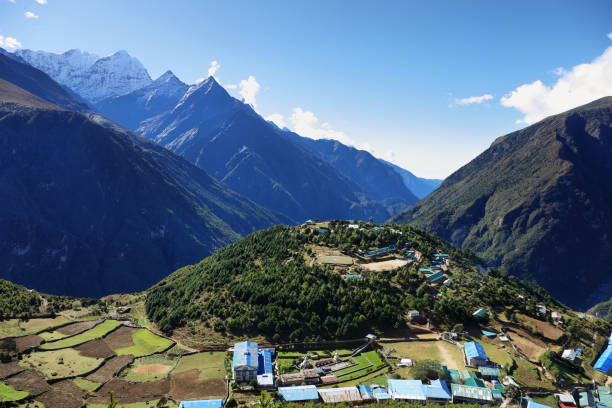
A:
[14, 49, 152, 103]
[0, 56, 286, 298]
[391, 97, 612, 310]
[284, 133, 419, 208]
[95, 70, 188, 129]
[380, 159, 442, 199]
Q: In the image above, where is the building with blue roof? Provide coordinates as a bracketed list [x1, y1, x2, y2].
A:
[527, 401, 553, 408]
[464, 341, 488, 367]
[359, 385, 375, 401]
[233, 341, 259, 382]
[424, 379, 452, 403]
[179, 399, 224, 408]
[372, 385, 392, 400]
[278, 385, 319, 402]
[388, 379, 426, 402]
[257, 348, 274, 387]
[594, 332, 612, 375]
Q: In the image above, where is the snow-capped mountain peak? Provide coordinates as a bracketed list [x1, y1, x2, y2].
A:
[14, 48, 153, 103]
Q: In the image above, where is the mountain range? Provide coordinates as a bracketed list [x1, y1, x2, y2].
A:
[391, 97, 612, 310]
[0, 51, 286, 298]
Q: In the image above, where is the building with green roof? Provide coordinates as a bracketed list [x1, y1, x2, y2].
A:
[450, 383, 494, 404]
[597, 386, 612, 408]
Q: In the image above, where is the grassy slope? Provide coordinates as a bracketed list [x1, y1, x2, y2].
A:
[114, 328, 174, 357]
[40, 319, 122, 350]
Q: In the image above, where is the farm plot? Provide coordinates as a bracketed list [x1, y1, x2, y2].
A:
[0, 362, 25, 379]
[319, 255, 354, 265]
[103, 325, 139, 349]
[72, 377, 101, 392]
[86, 355, 134, 383]
[119, 353, 177, 382]
[381, 340, 464, 369]
[93, 377, 170, 403]
[360, 259, 410, 271]
[51, 379, 88, 399]
[37, 389, 82, 408]
[517, 314, 564, 341]
[40, 320, 123, 350]
[20, 348, 104, 379]
[0, 381, 29, 402]
[88, 399, 179, 408]
[114, 329, 174, 357]
[75, 338, 115, 359]
[0, 316, 70, 337]
[170, 352, 226, 401]
[40, 319, 104, 342]
[5, 370, 50, 396]
[506, 331, 548, 360]
[514, 358, 555, 390]
[14, 334, 43, 352]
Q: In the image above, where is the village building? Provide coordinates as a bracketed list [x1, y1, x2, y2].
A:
[256, 349, 274, 388]
[450, 384, 494, 405]
[278, 385, 320, 403]
[597, 386, 612, 408]
[578, 390, 597, 408]
[359, 385, 375, 401]
[232, 341, 259, 382]
[179, 399, 224, 408]
[478, 366, 500, 380]
[320, 375, 339, 385]
[551, 311, 562, 322]
[527, 401, 553, 408]
[556, 393, 577, 408]
[464, 341, 489, 367]
[372, 385, 392, 400]
[280, 372, 306, 386]
[536, 305, 547, 315]
[388, 379, 427, 403]
[594, 332, 612, 375]
[318, 386, 362, 403]
[472, 308, 488, 318]
[423, 379, 452, 404]
[561, 349, 577, 362]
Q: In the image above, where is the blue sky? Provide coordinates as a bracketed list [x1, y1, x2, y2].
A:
[2, 0, 612, 178]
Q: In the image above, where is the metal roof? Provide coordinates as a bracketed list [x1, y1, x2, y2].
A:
[257, 349, 273, 375]
[594, 344, 612, 374]
[473, 308, 488, 317]
[359, 385, 374, 399]
[444, 368, 461, 383]
[578, 391, 596, 407]
[479, 366, 500, 377]
[424, 380, 451, 400]
[278, 385, 319, 402]
[179, 399, 224, 408]
[597, 386, 612, 408]
[372, 386, 392, 400]
[464, 341, 488, 361]
[528, 401, 553, 408]
[427, 271, 445, 282]
[318, 386, 362, 403]
[451, 383, 494, 402]
[233, 341, 259, 370]
[387, 379, 426, 400]
[556, 394, 576, 405]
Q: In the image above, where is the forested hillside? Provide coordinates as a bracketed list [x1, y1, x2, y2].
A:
[146, 221, 564, 342]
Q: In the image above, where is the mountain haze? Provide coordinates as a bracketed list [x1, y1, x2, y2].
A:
[391, 97, 612, 310]
[380, 159, 442, 199]
[0, 54, 285, 298]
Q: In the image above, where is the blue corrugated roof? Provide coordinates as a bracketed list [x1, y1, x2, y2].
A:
[179, 399, 224, 408]
[594, 344, 612, 374]
[233, 341, 258, 370]
[278, 385, 319, 401]
[372, 386, 392, 400]
[465, 341, 488, 361]
[257, 349, 273, 375]
[424, 380, 451, 399]
[388, 379, 426, 400]
[527, 400, 553, 408]
[359, 385, 374, 399]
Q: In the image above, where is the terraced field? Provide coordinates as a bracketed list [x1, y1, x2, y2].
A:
[114, 328, 174, 357]
[40, 320, 123, 350]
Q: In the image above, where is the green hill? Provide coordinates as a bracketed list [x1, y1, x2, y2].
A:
[145, 221, 567, 341]
[589, 296, 612, 321]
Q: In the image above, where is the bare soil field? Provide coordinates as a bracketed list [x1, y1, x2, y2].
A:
[86, 355, 133, 383]
[103, 326, 139, 349]
[0, 362, 25, 379]
[133, 364, 172, 375]
[56, 319, 103, 336]
[518, 314, 564, 341]
[75, 339, 115, 359]
[37, 389, 82, 408]
[507, 331, 548, 360]
[95, 377, 170, 400]
[360, 259, 410, 271]
[6, 369, 51, 396]
[51, 379, 88, 399]
[14, 334, 43, 352]
[170, 369, 226, 401]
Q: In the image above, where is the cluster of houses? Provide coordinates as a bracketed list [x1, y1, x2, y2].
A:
[594, 332, 612, 375]
[232, 341, 275, 388]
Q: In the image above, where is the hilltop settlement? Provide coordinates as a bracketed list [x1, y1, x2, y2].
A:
[0, 220, 611, 407]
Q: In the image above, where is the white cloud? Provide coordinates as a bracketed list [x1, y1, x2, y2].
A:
[501, 43, 612, 124]
[208, 60, 220, 77]
[265, 113, 286, 129]
[35, 0, 47, 4]
[0, 35, 22, 49]
[239, 75, 260, 109]
[225, 84, 237, 90]
[290, 107, 355, 145]
[608, 33, 612, 40]
[454, 93, 493, 106]
[25, 11, 38, 18]
[8, 0, 16, 3]
[195, 77, 205, 84]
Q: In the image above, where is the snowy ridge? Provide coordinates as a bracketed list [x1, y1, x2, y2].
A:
[15, 49, 152, 103]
